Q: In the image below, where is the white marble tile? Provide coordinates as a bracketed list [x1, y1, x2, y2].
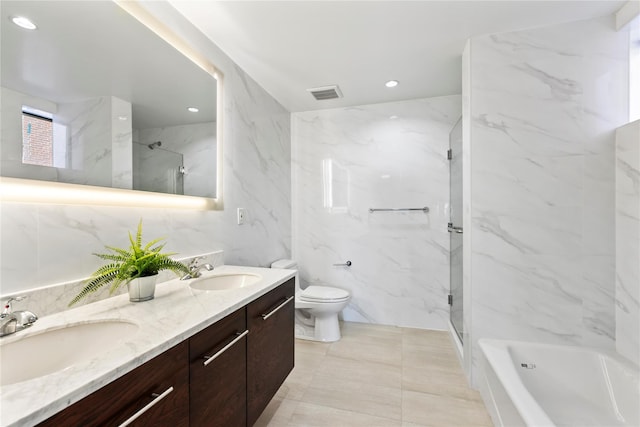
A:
[58, 97, 113, 187]
[292, 96, 460, 330]
[465, 16, 626, 385]
[615, 121, 640, 365]
[111, 97, 133, 190]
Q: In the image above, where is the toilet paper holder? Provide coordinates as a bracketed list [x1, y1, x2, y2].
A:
[333, 261, 352, 267]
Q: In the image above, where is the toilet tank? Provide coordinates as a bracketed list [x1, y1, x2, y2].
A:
[270, 259, 297, 269]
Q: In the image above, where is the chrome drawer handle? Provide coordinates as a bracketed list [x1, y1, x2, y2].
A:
[203, 330, 249, 367]
[118, 386, 173, 427]
[261, 295, 294, 320]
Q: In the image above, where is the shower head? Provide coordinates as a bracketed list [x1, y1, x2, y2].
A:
[148, 141, 162, 150]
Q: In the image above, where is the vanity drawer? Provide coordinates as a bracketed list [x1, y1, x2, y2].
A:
[246, 278, 295, 425]
[38, 341, 189, 427]
[189, 307, 247, 426]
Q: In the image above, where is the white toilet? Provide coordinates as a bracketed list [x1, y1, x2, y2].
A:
[271, 259, 350, 342]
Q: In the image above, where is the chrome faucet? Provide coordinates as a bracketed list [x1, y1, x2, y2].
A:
[180, 258, 214, 280]
[0, 296, 38, 337]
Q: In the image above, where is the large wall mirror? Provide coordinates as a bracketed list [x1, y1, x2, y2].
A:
[1, 1, 222, 206]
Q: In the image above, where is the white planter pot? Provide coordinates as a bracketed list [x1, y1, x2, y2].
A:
[127, 275, 157, 302]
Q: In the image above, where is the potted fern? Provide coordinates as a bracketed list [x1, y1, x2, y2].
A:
[69, 220, 189, 306]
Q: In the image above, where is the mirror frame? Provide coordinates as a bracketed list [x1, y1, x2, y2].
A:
[0, 1, 223, 210]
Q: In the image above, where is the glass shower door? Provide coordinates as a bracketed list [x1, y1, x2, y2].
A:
[132, 142, 184, 195]
[448, 117, 463, 342]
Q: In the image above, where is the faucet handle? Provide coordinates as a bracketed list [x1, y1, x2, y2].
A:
[1, 296, 27, 317]
[188, 256, 205, 269]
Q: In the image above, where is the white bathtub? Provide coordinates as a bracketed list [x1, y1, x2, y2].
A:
[479, 339, 639, 427]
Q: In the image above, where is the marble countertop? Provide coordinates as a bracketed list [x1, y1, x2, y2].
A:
[0, 265, 295, 427]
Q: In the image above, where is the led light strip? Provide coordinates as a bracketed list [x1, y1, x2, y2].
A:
[0, 177, 216, 210]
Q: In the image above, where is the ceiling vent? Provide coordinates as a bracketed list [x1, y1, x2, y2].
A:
[307, 85, 343, 101]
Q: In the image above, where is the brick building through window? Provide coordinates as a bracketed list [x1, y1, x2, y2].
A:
[22, 110, 54, 167]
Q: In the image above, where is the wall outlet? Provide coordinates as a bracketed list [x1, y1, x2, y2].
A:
[237, 208, 246, 225]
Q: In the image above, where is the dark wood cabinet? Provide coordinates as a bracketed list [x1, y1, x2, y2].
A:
[247, 278, 295, 426]
[189, 307, 247, 427]
[38, 341, 189, 427]
[37, 280, 294, 427]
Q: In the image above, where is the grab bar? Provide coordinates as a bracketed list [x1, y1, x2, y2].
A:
[369, 207, 429, 213]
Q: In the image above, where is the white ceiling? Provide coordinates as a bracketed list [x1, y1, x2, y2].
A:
[168, 0, 625, 113]
[1, 1, 216, 129]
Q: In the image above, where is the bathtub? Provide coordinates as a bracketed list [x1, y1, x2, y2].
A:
[479, 339, 639, 427]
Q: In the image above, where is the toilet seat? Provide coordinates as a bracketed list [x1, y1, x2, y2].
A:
[299, 286, 350, 303]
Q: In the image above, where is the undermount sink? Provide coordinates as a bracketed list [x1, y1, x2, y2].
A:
[0, 320, 138, 386]
[189, 273, 262, 291]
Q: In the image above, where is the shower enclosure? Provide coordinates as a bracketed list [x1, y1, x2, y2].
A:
[132, 142, 184, 194]
[448, 117, 463, 342]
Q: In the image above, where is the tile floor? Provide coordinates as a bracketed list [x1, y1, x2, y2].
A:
[254, 322, 492, 427]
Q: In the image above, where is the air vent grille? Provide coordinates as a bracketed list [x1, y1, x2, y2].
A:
[307, 85, 343, 101]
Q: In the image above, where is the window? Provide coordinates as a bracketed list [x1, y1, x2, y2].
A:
[21, 106, 67, 168]
[22, 107, 53, 166]
[630, 21, 639, 122]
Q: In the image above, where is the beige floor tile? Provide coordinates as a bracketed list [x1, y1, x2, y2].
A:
[294, 348, 327, 374]
[264, 322, 490, 427]
[296, 339, 331, 356]
[402, 344, 462, 374]
[339, 322, 403, 347]
[328, 339, 402, 366]
[402, 390, 492, 427]
[402, 328, 452, 349]
[301, 373, 402, 420]
[254, 397, 300, 427]
[402, 365, 481, 402]
[316, 355, 402, 389]
[288, 402, 402, 427]
[341, 321, 403, 337]
[279, 368, 316, 400]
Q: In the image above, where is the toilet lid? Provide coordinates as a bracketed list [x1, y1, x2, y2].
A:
[299, 286, 350, 302]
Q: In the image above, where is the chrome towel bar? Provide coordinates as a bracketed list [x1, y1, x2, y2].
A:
[369, 207, 429, 213]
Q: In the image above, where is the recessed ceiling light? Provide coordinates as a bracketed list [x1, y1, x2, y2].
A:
[118, 116, 128, 121]
[385, 80, 399, 88]
[11, 16, 37, 30]
[389, 115, 399, 120]
[187, 107, 199, 113]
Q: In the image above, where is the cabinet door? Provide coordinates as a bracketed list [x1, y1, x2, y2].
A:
[190, 307, 247, 427]
[38, 341, 189, 427]
[246, 279, 295, 426]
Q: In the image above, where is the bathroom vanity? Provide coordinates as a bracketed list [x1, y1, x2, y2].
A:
[0, 266, 295, 427]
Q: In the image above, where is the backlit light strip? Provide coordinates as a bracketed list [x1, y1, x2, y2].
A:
[0, 177, 216, 210]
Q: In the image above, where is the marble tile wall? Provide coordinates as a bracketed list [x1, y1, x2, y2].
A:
[111, 97, 134, 190]
[464, 16, 629, 384]
[0, 2, 291, 310]
[292, 96, 461, 330]
[615, 120, 640, 365]
[58, 96, 113, 187]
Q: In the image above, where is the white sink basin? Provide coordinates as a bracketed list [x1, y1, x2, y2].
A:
[190, 273, 262, 291]
[0, 320, 138, 386]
